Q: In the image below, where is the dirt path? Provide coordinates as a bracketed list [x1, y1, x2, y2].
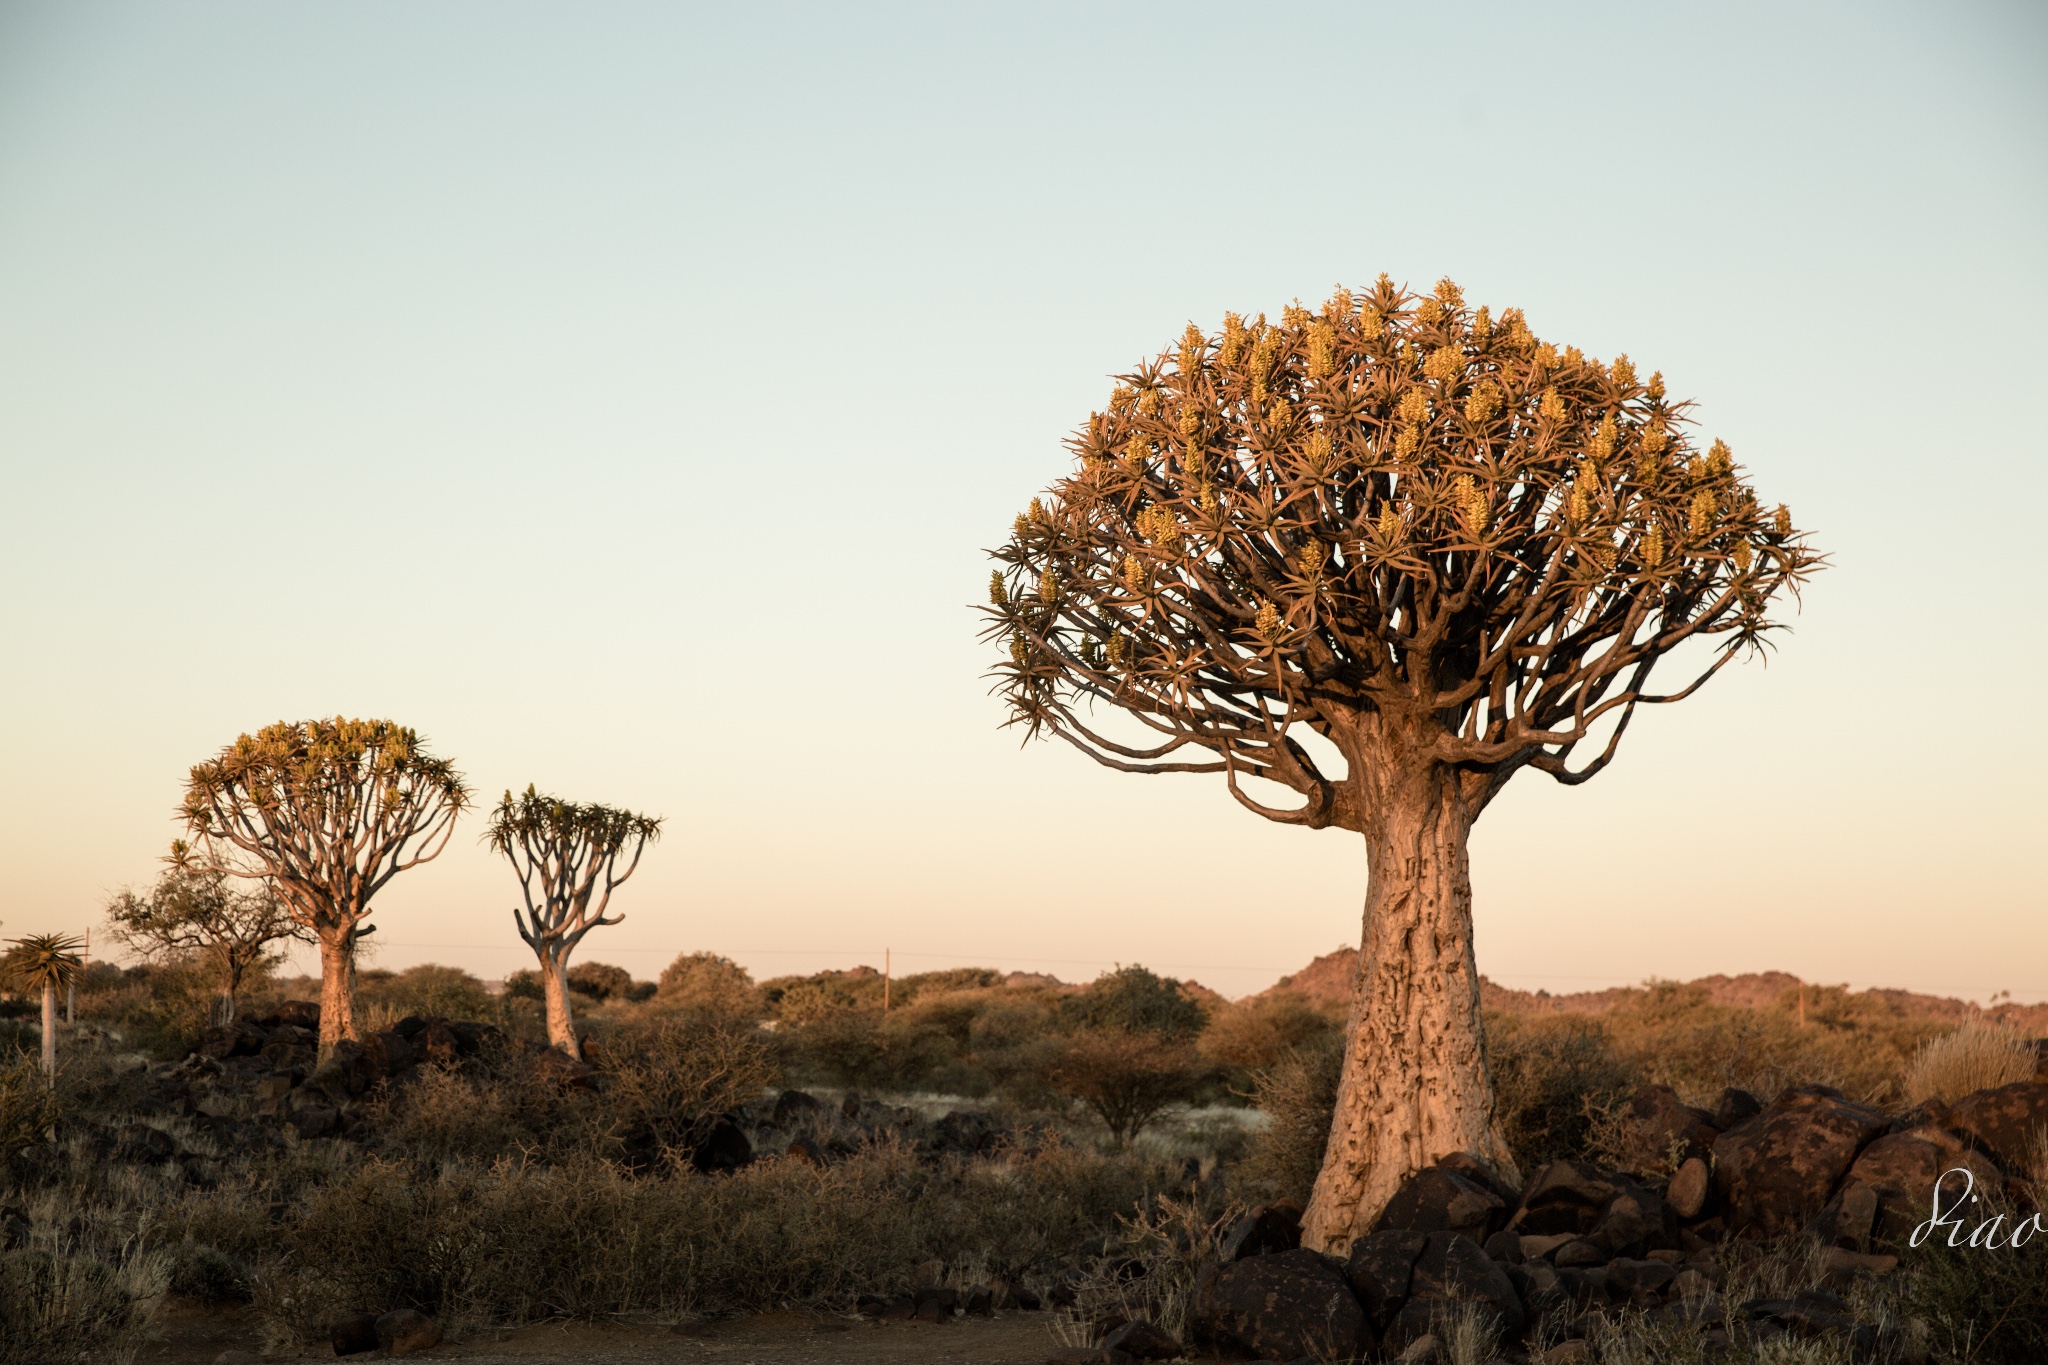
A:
[139, 1307, 1076, 1365]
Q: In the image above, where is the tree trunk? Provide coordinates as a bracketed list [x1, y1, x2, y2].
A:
[40, 982, 56, 1077]
[1300, 762, 1518, 1254]
[539, 949, 580, 1058]
[316, 931, 359, 1057]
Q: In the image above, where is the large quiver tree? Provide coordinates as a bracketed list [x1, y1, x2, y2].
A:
[486, 786, 662, 1058]
[182, 718, 470, 1057]
[981, 276, 1819, 1252]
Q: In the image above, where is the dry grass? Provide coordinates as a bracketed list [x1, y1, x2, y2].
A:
[1903, 1020, 2038, 1106]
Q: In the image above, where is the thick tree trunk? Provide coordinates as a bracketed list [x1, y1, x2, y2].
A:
[540, 950, 581, 1058]
[1300, 762, 1518, 1254]
[316, 932, 359, 1057]
[40, 983, 56, 1076]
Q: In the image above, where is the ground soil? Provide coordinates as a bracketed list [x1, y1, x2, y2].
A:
[139, 1305, 1077, 1365]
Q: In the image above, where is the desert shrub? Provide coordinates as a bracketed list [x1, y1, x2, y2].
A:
[0, 1247, 168, 1365]
[0, 1051, 58, 1168]
[502, 969, 544, 1001]
[658, 952, 762, 1016]
[1896, 1202, 2048, 1363]
[1903, 1021, 2039, 1106]
[1485, 1012, 1643, 1169]
[1234, 1035, 1342, 1203]
[1039, 1029, 1206, 1148]
[1062, 966, 1206, 1039]
[566, 961, 634, 1001]
[164, 1242, 251, 1304]
[604, 1012, 780, 1158]
[1051, 1193, 1237, 1346]
[1200, 993, 1341, 1077]
[77, 957, 222, 1056]
[358, 964, 495, 1024]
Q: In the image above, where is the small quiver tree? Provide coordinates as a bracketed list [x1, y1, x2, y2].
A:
[105, 841, 311, 1024]
[981, 277, 1820, 1251]
[486, 786, 663, 1058]
[1, 934, 87, 1078]
[181, 718, 470, 1057]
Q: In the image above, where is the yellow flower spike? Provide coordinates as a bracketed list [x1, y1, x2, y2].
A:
[1029, 497, 1046, 522]
[1180, 323, 1205, 374]
[1395, 425, 1421, 460]
[1178, 405, 1202, 438]
[1038, 567, 1061, 602]
[1121, 554, 1144, 591]
[1297, 538, 1322, 579]
[1534, 342, 1560, 370]
[1611, 354, 1638, 390]
[1124, 434, 1149, 467]
[1647, 371, 1666, 401]
[1377, 502, 1403, 543]
[1774, 504, 1792, 538]
[1590, 413, 1618, 465]
[1107, 631, 1127, 669]
[1009, 634, 1029, 666]
[989, 571, 1007, 606]
[1540, 388, 1567, 423]
[1417, 297, 1444, 326]
[1434, 278, 1464, 309]
[1708, 438, 1733, 477]
[1359, 306, 1382, 334]
[1471, 305, 1492, 341]
[1567, 478, 1591, 527]
[1734, 540, 1754, 574]
[1304, 429, 1333, 473]
[1464, 381, 1502, 426]
[1689, 488, 1717, 537]
[1397, 389, 1429, 427]
[1643, 416, 1669, 457]
[1219, 313, 1248, 367]
[1641, 524, 1666, 567]
[1137, 388, 1160, 418]
[1563, 345, 1585, 368]
[1111, 385, 1135, 411]
[1199, 485, 1217, 512]
[1282, 301, 1310, 329]
[1424, 346, 1464, 385]
[1254, 600, 1283, 643]
[1325, 286, 1353, 320]
[1306, 323, 1337, 379]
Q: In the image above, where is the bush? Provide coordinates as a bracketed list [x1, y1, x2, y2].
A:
[1062, 966, 1206, 1039]
[358, 964, 496, 1026]
[503, 969, 544, 1001]
[1896, 1199, 2048, 1364]
[1040, 1028, 1205, 1149]
[1484, 1012, 1642, 1169]
[1199, 993, 1341, 1075]
[658, 953, 761, 1016]
[566, 961, 634, 1001]
[1904, 1021, 2039, 1106]
[1235, 1036, 1342, 1204]
[604, 1012, 781, 1161]
[0, 1051, 58, 1168]
[0, 1247, 168, 1365]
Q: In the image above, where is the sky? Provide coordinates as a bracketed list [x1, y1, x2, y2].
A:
[1, 2, 2043, 1002]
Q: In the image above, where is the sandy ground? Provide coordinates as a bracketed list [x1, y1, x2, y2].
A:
[139, 1305, 1077, 1365]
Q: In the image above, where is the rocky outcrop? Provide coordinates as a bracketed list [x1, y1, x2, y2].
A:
[1712, 1087, 1888, 1237]
[1191, 1247, 1375, 1362]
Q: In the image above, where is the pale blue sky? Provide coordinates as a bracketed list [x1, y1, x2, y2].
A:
[2, 2, 2043, 999]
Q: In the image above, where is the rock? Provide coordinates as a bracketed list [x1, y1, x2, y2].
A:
[111, 1122, 180, 1165]
[1711, 1086, 1888, 1238]
[1505, 1258, 1565, 1315]
[1373, 1165, 1507, 1244]
[291, 1103, 340, 1140]
[1436, 1151, 1521, 1205]
[1815, 1127, 2005, 1249]
[855, 1293, 889, 1318]
[375, 1307, 442, 1355]
[881, 1293, 916, 1319]
[361, 1030, 416, 1081]
[1388, 1232, 1525, 1345]
[1668, 1267, 1715, 1301]
[1553, 1238, 1605, 1268]
[1396, 1333, 1440, 1362]
[841, 1090, 863, 1119]
[962, 1284, 994, 1317]
[331, 1311, 380, 1356]
[307, 1040, 371, 1101]
[1218, 1202, 1303, 1260]
[934, 1110, 1004, 1156]
[914, 1285, 958, 1321]
[1344, 1228, 1428, 1328]
[1629, 1085, 1721, 1162]
[258, 1000, 320, 1031]
[1518, 1233, 1574, 1260]
[529, 1048, 596, 1089]
[1607, 1257, 1677, 1303]
[1588, 1188, 1677, 1257]
[1482, 1230, 1522, 1263]
[1191, 1247, 1374, 1362]
[772, 1089, 822, 1126]
[1510, 1160, 1629, 1237]
[1666, 1157, 1710, 1219]
[786, 1135, 826, 1166]
[1944, 1082, 2048, 1173]
[1820, 1246, 1898, 1287]
[1098, 1320, 1180, 1359]
[1741, 1288, 1860, 1339]
[0, 1206, 30, 1250]
[196, 1020, 268, 1060]
[415, 1021, 461, 1065]
[688, 1118, 754, 1173]
[1711, 1087, 1762, 1131]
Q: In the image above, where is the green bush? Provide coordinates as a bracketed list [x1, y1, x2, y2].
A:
[1234, 1035, 1342, 1204]
[1484, 1012, 1642, 1170]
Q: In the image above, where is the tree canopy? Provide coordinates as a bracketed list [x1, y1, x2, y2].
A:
[983, 276, 1820, 825]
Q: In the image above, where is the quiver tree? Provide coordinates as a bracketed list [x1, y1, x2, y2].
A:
[981, 276, 1820, 1252]
[486, 786, 662, 1057]
[1, 934, 86, 1077]
[105, 841, 311, 1024]
[181, 718, 470, 1057]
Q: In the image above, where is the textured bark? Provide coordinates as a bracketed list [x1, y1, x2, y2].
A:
[1300, 762, 1518, 1254]
[317, 932, 359, 1056]
[540, 952, 581, 1058]
[40, 983, 56, 1076]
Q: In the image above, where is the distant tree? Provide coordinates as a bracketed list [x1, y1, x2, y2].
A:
[104, 841, 310, 1024]
[1061, 965, 1207, 1038]
[1041, 1029, 1205, 1149]
[486, 786, 662, 1057]
[1, 934, 87, 1077]
[182, 718, 470, 1057]
[983, 278, 1820, 1248]
[657, 951, 759, 1016]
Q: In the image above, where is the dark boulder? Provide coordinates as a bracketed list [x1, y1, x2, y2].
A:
[360, 1030, 416, 1082]
[1387, 1231, 1525, 1346]
[1218, 1202, 1303, 1261]
[375, 1307, 442, 1356]
[196, 1020, 268, 1060]
[257, 999, 320, 1031]
[962, 1284, 994, 1317]
[415, 1020, 461, 1065]
[1629, 1085, 1721, 1162]
[291, 1102, 340, 1140]
[1711, 1086, 1888, 1238]
[306, 1040, 371, 1101]
[1666, 1157, 1711, 1220]
[913, 1285, 957, 1321]
[1099, 1320, 1180, 1360]
[1943, 1082, 2048, 1173]
[447, 1021, 501, 1055]
[1191, 1247, 1374, 1362]
[1711, 1088, 1762, 1131]
[391, 1015, 430, 1039]
[111, 1123, 179, 1165]
[1372, 1164, 1507, 1243]
[786, 1135, 826, 1166]
[689, 1117, 754, 1173]
[1587, 1186, 1678, 1257]
[1510, 1160, 1628, 1237]
[934, 1110, 1004, 1156]
[771, 1089, 822, 1126]
[1344, 1228, 1428, 1329]
[331, 1311, 380, 1356]
[1813, 1127, 2004, 1250]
